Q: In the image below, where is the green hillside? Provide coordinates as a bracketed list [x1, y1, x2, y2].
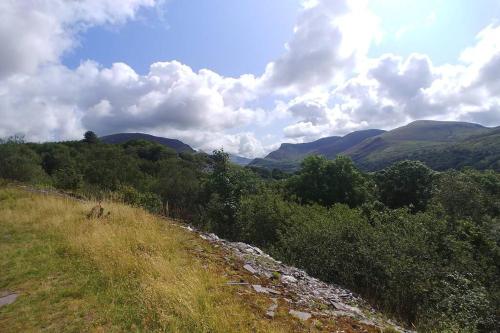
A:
[250, 129, 384, 171]
[251, 120, 500, 172]
[348, 121, 498, 171]
[101, 133, 195, 153]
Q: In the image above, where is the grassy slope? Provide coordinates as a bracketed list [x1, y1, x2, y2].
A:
[0, 187, 323, 333]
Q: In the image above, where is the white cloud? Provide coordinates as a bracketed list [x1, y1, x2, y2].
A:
[0, 0, 157, 79]
[1, 0, 500, 158]
[260, 0, 379, 94]
[280, 24, 500, 141]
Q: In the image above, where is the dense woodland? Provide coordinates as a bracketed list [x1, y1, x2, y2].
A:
[1, 132, 499, 332]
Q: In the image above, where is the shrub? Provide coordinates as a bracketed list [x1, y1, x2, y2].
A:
[376, 160, 435, 211]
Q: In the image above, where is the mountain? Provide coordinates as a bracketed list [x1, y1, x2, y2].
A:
[250, 120, 500, 172]
[346, 120, 494, 171]
[250, 129, 385, 171]
[229, 154, 253, 166]
[101, 133, 195, 153]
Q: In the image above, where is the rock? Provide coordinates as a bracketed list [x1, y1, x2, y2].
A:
[331, 301, 363, 315]
[252, 285, 269, 294]
[289, 310, 311, 321]
[267, 288, 281, 295]
[0, 293, 18, 307]
[266, 299, 278, 318]
[281, 275, 297, 284]
[243, 264, 257, 274]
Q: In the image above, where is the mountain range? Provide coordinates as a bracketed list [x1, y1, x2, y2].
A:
[250, 120, 500, 172]
[100, 120, 500, 172]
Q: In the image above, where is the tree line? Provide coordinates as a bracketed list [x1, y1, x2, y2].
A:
[0, 132, 499, 332]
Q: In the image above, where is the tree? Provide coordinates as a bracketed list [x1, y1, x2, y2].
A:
[83, 131, 99, 144]
[376, 160, 435, 211]
[203, 149, 261, 238]
[287, 155, 371, 207]
[0, 143, 47, 182]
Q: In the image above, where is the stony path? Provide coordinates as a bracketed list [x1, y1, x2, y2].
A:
[194, 229, 414, 333]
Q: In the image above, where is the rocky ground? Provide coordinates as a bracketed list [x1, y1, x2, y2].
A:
[185, 227, 414, 333]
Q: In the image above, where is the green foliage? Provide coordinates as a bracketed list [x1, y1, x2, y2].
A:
[123, 139, 177, 161]
[83, 131, 99, 144]
[376, 160, 435, 211]
[53, 166, 82, 190]
[287, 155, 372, 207]
[236, 191, 293, 248]
[274, 204, 499, 331]
[0, 142, 47, 183]
[431, 169, 500, 220]
[118, 185, 162, 213]
[153, 159, 203, 219]
[202, 149, 261, 239]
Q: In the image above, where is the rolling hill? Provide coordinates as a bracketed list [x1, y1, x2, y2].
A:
[251, 120, 500, 172]
[250, 129, 385, 171]
[101, 133, 195, 153]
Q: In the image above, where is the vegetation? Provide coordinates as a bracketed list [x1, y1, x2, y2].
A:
[0, 188, 316, 332]
[1, 133, 499, 332]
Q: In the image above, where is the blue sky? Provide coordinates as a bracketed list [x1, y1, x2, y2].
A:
[1, 0, 500, 157]
[63, 0, 500, 74]
[64, 1, 302, 77]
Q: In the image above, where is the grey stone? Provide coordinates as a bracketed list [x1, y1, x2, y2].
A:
[289, 310, 311, 321]
[281, 275, 297, 284]
[252, 285, 269, 294]
[0, 293, 18, 307]
[243, 264, 257, 274]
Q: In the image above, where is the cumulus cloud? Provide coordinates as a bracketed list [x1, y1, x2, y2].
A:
[0, 0, 268, 156]
[260, 0, 379, 94]
[0, 60, 263, 149]
[281, 24, 500, 141]
[0, 0, 157, 79]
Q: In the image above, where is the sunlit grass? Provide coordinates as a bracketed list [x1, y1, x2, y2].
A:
[0, 187, 305, 332]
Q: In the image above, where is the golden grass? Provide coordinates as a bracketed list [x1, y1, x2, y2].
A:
[0, 187, 308, 332]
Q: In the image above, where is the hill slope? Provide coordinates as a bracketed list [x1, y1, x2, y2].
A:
[347, 120, 497, 171]
[0, 187, 403, 332]
[229, 154, 253, 166]
[251, 120, 499, 172]
[251, 129, 385, 171]
[101, 133, 195, 153]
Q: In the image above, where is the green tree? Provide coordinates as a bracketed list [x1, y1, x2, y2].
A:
[376, 160, 435, 211]
[0, 143, 47, 182]
[203, 149, 260, 238]
[287, 155, 371, 207]
[83, 131, 99, 144]
[154, 159, 202, 219]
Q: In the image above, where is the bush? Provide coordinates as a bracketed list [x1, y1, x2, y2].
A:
[236, 191, 293, 248]
[0, 143, 47, 183]
[376, 160, 435, 211]
[286, 155, 372, 207]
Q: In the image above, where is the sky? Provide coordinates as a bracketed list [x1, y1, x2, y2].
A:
[1, 0, 500, 158]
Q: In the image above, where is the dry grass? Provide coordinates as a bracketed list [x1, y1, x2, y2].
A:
[0, 187, 310, 332]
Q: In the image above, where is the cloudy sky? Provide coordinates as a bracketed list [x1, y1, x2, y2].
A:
[1, 0, 500, 157]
